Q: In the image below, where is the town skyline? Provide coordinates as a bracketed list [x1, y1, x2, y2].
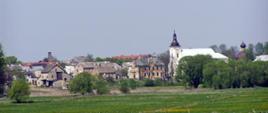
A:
[1, 0, 268, 61]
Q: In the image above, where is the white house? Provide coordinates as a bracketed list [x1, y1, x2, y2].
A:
[168, 31, 228, 76]
[254, 55, 268, 61]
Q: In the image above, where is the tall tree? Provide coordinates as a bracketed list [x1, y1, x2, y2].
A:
[158, 51, 169, 76]
[264, 42, 268, 54]
[226, 46, 238, 59]
[255, 42, 264, 55]
[219, 44, 227, 55]
[5, 56, 20, 65]
[176, 55, 213, 88]
[246, 44, 255, 61]
[85, 54, 94, 62]
[0, 44, 6, 95]
[203, 60, 232, 89]
[210, 45, 220, 53]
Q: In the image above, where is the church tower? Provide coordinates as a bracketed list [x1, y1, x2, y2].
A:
[236, 41, 247, 60]
[168, 30, 181, 77]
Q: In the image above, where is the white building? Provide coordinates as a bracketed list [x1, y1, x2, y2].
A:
[168, 31, 228, 76]
[254, 55, 268, 61]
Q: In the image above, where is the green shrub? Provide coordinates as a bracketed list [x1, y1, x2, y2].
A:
[69, 72, 95, 95]
[154, 78, 163, 86]
[8, 79, 30, 103]
[144, 79, 155, 87]
[95, 80, 110, 95]
[119, 80, 130, 93]
[128, 79, 139, 89]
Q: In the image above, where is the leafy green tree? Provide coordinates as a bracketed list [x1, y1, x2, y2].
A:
[219, 44, 227, 55]
[144, 79, 155, 87]
[119, 80, 130, 93]
[225, 46, 238, 59]
[5, 56, 21, 65]
[95, 79, 110, 95]
[120, 68, 128, 79]
[210, 45, 220, 53]
[236, 60, 254, 87]
[95, 57, 104, 62]
[203, 60, 232, 89]
[158, 51, 169, 75]
[69, 72, 95, 95]
[255, 42, 264, 55]
[128, 79, 139, 89]
[245, 44, 255, 61]
[8, 79, 30, 103]
[0, 44, 6, 95]
[176, 55, 213, 88]
[85, 54, 94, 62]
[154, 78, 164, 86]
[253, 61, 268, 86]
[264, 42, 268, 54]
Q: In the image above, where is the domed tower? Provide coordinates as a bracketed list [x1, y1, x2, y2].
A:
[168, 30, 181, 77]
[240, 41, 246, 51]
[236, 41, 247, 60]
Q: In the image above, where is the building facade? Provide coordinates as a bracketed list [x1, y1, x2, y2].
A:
[168, 31, 228, 77]
[128, 56, 165, 80]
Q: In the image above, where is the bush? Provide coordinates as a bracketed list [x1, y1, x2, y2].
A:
[95, 80, 110, 95]
[144, 79, 155, 87]
[69, 72, 95, 95]
[8, 79, 30, 103]
[128, 79, 139, 89]
[119, 80, 130, 93]
[154, 78, 163, 86]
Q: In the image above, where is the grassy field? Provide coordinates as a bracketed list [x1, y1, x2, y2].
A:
[0, 87, 267, 113]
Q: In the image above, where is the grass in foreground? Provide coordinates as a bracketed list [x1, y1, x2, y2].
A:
[0, 87, 267, 113]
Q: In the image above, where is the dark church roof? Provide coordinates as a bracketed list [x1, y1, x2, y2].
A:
[170, 31, 180, 47]
[240, 42, 246, 48]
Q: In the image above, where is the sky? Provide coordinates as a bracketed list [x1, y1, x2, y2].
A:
[0, 0, 268, 62]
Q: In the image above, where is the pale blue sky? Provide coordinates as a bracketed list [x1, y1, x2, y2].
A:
[0, 0, 268, 61]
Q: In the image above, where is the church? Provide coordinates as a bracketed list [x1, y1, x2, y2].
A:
[168, 31, 228, 76]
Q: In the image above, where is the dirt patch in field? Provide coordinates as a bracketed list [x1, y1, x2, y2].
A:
[30, 86, 212, 97]
[30, 86, 73, 97]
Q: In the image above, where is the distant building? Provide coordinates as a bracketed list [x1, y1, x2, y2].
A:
[37, 64, 72, 89]
[254, 55, 268, 61]
[168, 31, 228, 76]
[128, 56, 165, 80]
[74, 62, 122, 80]
[112, 54, 150, 61]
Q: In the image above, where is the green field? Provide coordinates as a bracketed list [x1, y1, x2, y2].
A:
[0, 87, 267, 113]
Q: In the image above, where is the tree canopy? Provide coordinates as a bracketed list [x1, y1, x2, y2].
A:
[176, 55, 213, 88]
[0, 44, 6, 95]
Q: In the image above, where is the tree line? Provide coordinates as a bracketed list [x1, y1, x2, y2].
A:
[210, 42, 268, 60]
[176, 55, 268, 89]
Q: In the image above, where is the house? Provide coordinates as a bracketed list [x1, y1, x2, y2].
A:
[74, 61, 122, 80]
[254, 55, 268, 61]
[36, 64, 72, 89]
[128, 56, 165, 80]
[65, 65, 75, 75]
[168, 31, 228, 76]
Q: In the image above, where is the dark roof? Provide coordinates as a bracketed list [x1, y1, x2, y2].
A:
[135, 57, 164, 66]
[170, 32, 180, 47]
[240, 42, 246, 48]
[41, 64, 65, 73]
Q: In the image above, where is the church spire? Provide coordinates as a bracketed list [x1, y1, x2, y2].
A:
[170, 30, 180, 47]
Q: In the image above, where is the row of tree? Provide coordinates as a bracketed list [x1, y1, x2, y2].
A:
[210, 42, 268, 60]
[176, 55, 268, 89]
